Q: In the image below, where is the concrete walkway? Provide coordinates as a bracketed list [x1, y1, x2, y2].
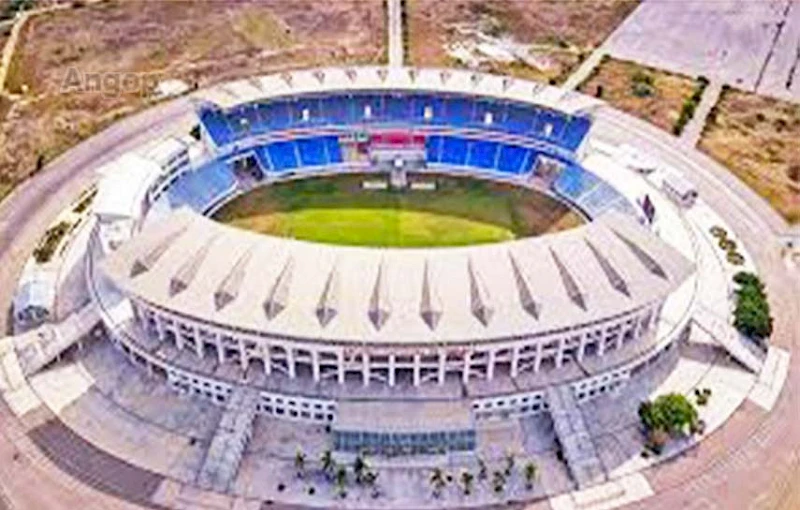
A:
[387, 0, 404, 67]
[679, 81, 723, 148]
[562, 47, 608, 92]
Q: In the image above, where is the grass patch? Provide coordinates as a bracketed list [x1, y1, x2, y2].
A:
[579, 57, 697, 132]
[214, 174, 582, 247]
[699, 88, 800, 223]
[230, 6, 294, 50]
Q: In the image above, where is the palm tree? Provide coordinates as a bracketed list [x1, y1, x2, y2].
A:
[504, 452, 515, 477]
[364, 469, 380, 498]
[492, 470, 506, 494]
[430, 467, 447, 498]
[320, 449, 335, 480]
[523, 461, 538, 490]
[460, 470, 474, 495]
[477, 457, 488, 481]
[334, 465, 348, 498]
[294, 448, 306, 478]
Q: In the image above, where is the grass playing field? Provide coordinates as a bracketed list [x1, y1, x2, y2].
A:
[213, 174, 583, 247]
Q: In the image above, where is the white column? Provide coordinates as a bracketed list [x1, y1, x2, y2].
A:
[437, 350, 446, 385]
[577, 336, 587, 363]
[511, 347, 520, 378]
[388, 355, 396, 387]
[216, 337, 225, 364]
[239, 338, 248, 371]
[195, 333, 205, 358]
[154, 316, 165, 341]
[286, 346, 296, 379]
[597, 331, 606, 356]
[362, 353, 370, 387]
[413, 353, 421, 387]
[615, 325, 624, 350]
[337, 351, 345, 384]
[487, 350, 496, 381]
[312, 350, 321, 383]
[263, 344, 272, 375]
[462, 351, 471, 384]
[534, 341, 543, 372]
[555, 338, 566, 368]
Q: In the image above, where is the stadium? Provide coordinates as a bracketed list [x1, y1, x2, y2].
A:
[2, 2, 799, 509]
[77, 66, 704, 484]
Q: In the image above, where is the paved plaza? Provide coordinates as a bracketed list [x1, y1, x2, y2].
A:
[606, 0, 800, 102]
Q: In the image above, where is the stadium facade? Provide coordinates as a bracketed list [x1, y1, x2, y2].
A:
[89, 67, 696, 451]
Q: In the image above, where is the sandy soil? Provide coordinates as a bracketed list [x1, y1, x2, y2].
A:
[0, 0, 385, 195]
[699, 88, 800, 224]
[579, 57, 697, 133]
[408, 0, 638, 83]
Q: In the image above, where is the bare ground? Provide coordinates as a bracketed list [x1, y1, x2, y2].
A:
[699, 88, 800, 224]
[0, 0, 385, 197]
[578, 57, 697, 133]
[408, 0, 638, 83]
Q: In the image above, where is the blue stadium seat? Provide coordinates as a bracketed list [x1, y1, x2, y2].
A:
[578, 183, 620, 215]
[254, 146, 273, 172]
[496, 144, 530, 174]
[297, 137, 327, 167]
[426, 135, 443, 163]
[261, 101, 292, 131]
[321, 95, 354, 125]
[553, 164, 600, 201]
[504, 104, 536, 135]
[409, 94, 433, 121]
[385, 95, 411, 121]
[353, 94, 384, 123]
[267, 140, 300, 171]
[562, 116, 591, 150]
[200, 92, 593, 154]
[294, 97, 323, 125]
[440, 136, 468, 166]
[324, 136, 343, 164]
[467, 140, 499, 169]
[445, 97, 474, 126]
[167, 161, 236, 212]
[199, 110, 233, 146]
[472, 100, 505, 130]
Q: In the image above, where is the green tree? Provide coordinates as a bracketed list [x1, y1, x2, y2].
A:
[639, 393, 699, 437]
[732, 271, 773, 341]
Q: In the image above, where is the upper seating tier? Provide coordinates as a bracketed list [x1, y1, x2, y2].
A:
[199, 92, 592, 154]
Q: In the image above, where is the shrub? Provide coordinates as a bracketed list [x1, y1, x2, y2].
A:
[732, 272, 773, 342]
[32, 221, 71, 264]
[709, 225, 727, 238]
[639, 393, 699, 437]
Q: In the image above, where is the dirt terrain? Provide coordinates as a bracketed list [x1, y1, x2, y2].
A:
[699, 88, 800, 224]
[579, 57, 698, 132]
[0, 0, 385, 200]
[408, 0, 637, 84]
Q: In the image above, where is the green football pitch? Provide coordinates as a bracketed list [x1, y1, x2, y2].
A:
[213, 174, 583, 248]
